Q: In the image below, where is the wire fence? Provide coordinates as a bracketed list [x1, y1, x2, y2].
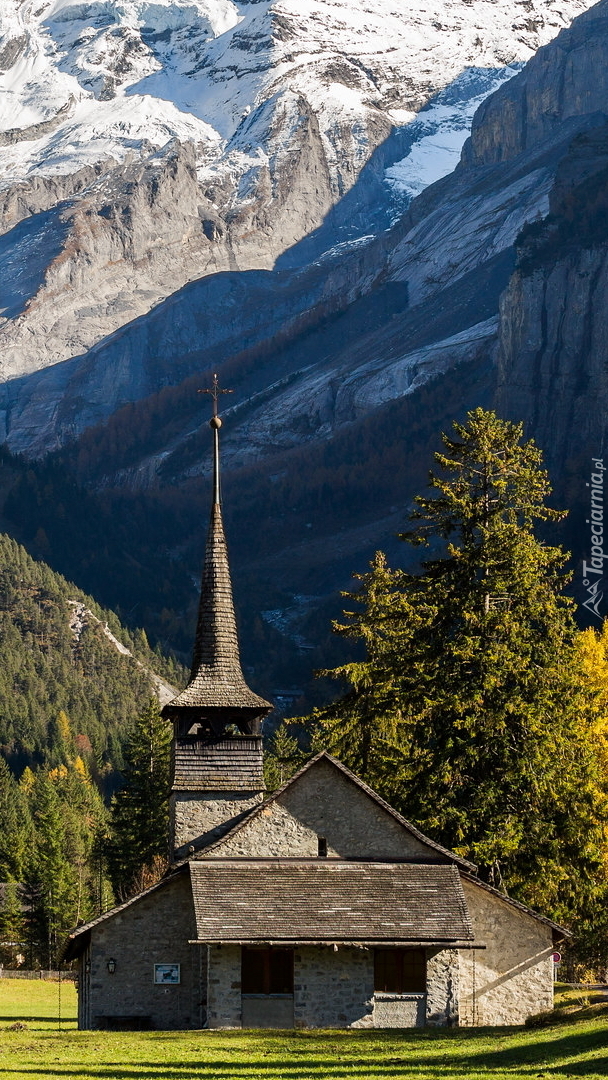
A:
[0, 968, 76, 981]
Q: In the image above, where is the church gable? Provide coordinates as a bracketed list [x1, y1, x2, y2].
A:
[201, 753, 472, 865]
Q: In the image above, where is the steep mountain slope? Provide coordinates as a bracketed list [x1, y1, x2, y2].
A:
[5, 1, 606, 462]
[0, 530, 184, 783]
[0, 0, 594, 413]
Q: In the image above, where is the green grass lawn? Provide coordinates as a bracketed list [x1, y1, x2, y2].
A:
[0, 978, 606, 1080]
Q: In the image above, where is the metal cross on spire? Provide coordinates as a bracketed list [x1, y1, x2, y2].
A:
[198, 373, 234, 418]
[198, 374, 234, 505]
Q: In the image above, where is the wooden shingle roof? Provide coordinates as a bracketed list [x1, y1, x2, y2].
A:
[189, 860, 474, 944]
[172, 735, 264, 791]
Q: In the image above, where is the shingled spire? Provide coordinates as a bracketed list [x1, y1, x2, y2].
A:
[163, 377, 272, 859]
[164, 385, 271, 727]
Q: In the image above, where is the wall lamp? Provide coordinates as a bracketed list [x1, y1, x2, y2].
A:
[106, 958, 117, 974]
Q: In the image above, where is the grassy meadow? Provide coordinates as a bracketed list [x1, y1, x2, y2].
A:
[0, 978, 606, 1080]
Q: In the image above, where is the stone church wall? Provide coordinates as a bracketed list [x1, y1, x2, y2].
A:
[426, 949, 459, 1025]
[206, 944, 459, 1029]
[171, 790, 263, 859]
[213, 758, 439, 860]
[85, 873, 202, 1030]
[294, 946, 374, 1028]
[207, 945, 242, 1027]
[459, 878, 554, 1025]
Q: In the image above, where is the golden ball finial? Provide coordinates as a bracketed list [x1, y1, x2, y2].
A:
[210, 416, 222, 429]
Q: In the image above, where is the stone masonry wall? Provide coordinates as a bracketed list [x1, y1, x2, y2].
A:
[373, 994, 425, 1027]
[207, 945, 242, 1028]
[459, 878, 554, 1026]
[206, 944, 459, 1030]
[426, 949, 459, 1026]
[171, 791, 263, 859]
[213, 759, 438, 860]
[206, 945, 375, 1029]
[294, 946, 375, 1029]
[86, 873, 202, 1030]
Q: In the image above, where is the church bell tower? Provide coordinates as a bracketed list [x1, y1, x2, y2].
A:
[162, 377, 272, 861]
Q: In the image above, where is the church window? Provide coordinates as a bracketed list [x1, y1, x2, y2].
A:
[374, 949, 426, 993]
[241, 947, 294, 995]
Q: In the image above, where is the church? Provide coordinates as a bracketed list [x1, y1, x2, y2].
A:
[62, 387, 567, 1030]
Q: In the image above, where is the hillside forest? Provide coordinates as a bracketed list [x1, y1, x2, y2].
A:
[0, 535, 185, 967]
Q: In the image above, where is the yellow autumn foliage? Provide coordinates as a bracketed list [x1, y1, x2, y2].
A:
[73, 755, 91, 783]
[48, 764, 68, 782]
[575, 625, 608, 870]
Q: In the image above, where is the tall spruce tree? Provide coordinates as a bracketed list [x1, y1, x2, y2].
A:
[0, 756, 31, 881]
[264, 722, 305, 791]
[0, 881, 27, 967]
[313, 409, 607, 923]
[106, 698, 171, 900]
[25, 772, 78, 968]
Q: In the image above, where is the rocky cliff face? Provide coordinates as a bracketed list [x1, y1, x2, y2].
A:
[466, 3, 608, 481]
[0, 0, 596, 437]
[494, 123, 608, 583]
[464, 2, 608, 167]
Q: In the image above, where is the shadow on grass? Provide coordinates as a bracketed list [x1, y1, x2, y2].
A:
[3, 1067, 607, 1080]
[1, 1015, 75, 1022]
[3, 1027, 608, 1079]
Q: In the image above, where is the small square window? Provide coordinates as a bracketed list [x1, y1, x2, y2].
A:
[374, 949, 426, 993]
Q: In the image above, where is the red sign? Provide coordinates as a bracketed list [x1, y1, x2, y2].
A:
[552, 952, 562, 964]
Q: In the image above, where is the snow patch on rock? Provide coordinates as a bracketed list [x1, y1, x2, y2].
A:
[385, 66, 523, 203]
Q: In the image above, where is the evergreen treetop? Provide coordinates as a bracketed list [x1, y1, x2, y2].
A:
[312, 409, 607, 931]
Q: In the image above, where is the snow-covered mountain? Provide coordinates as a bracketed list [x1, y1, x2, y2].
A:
[0, 0, 596, 413]
[1, 2, 591, 189]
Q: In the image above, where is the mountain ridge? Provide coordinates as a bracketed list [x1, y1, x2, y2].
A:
[0, 0, 595, 439]
[0, 527, 185, 785]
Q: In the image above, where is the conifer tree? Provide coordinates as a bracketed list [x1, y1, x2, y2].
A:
[25, 772, 78, 968]
[264, 722, 305, 791]
[0, 880, 26, 963]
[313, 409, 607, 922]
[0, 756, 31, 881]
[105, 698, 171, 900]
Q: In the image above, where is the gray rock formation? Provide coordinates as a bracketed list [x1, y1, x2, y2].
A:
[6, 0, 607, 462]
[0, 0, 596, 445]
[495, 123, 608, 476]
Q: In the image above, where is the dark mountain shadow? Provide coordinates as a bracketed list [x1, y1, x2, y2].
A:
[274, 66, 522, 270]
[0, 209, 70, 318]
